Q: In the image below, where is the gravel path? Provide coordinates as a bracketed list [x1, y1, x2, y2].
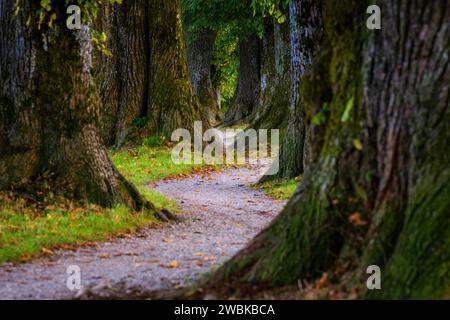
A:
[0, 163, 285, 299]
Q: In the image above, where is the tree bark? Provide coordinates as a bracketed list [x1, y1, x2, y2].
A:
[251, 17, 291, 132]
[222, 34, 261, 125]
[204, 0, 450, 299]
[0, 1, 145, 209]
[95, 0, 208, 146]
[95, 1, 150, 147]
[186, 28, 223, 125]
[261, 0, 322, 181]
[147, 0, 209, 135]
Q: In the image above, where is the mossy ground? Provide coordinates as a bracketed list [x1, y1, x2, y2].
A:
[252, 178, 299, 200]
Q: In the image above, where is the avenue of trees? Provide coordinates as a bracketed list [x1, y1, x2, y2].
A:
[0, 0, 448, 299]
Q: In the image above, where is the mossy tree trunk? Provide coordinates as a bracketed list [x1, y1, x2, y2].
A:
[251, 17, 291, 132]
[205, 0, 450, 299]
[223, 34, 261, 125]
[147, 0, 209, 135]
[261, 0, 322, 181]
[0, 1, 146, 209]
[96, 0, 208, 146]
[186, 28, 223, 125]
[95, 1, 150, 146]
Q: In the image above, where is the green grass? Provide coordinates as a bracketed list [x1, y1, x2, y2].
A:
[0, 197, 157, 263]
[111, 144, 206, 185]
[252, 178, 299, 200]
[111, 144, 217, 212]
[0, 142, 213, 263]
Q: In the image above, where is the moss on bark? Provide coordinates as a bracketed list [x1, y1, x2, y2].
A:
[0, 1, 150, 210]
[147, 0, 209, 136]
[204, 0, 449, 299]
[95, 0, 209, 146]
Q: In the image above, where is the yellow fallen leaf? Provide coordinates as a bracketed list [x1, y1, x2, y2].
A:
[194, 252, 206, 257]
[41, 247, 54, 256]
[167, 261, 179, 268]
[163, 239, 174, 244]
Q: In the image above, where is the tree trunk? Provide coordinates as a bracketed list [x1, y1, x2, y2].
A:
[186, 29, 223, 125]
[0, 1, 145, 209]
[204, 0, 450, 299]
[147, 0, 209, 135]
[251, 17, 291, 132]
[223, 35, 261, 125]
[95, 1, 150, 147]
[261, 0, 322, 181]
[95, 0, 208, 146]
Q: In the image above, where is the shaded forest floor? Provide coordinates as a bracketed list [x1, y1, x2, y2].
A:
[0, 161, 286, 299]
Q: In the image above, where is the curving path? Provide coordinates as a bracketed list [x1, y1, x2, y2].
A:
[0, 162, 285, 299]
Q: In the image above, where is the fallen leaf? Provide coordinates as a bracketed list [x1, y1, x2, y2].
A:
[204, 255, 216, 261]
[316, 273, 328, 289]
[41, 247, 54, 256]
[194, 252, 206, 257]
[167, 261, 179, 268]
[20, 254, 32, 262]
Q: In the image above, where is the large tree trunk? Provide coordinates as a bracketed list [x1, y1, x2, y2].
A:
[204, 0, 450, 299]
[0, 1, 145, 209]
[186, 29, 223, 125]
[251, 17, 291, 132]
[261, 0, 322, 181]
[147, 0, 208, 135]
[96, 0, 208, 146]
[222, 35, 261, 125]
[95, 1, 150, 146]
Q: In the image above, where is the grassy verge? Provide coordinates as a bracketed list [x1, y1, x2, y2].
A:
[0, 142, 211, 263]
[252, 178, 299, 200]
[111, 145, 202, 212]
[0, 196, 157, 263]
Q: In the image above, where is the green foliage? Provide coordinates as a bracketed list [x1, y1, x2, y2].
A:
[212, 25, 239, 111]
[14, 0, 121, 54]
[183, 0, 291, 112]
[183, 0, 264, 40]
[251, 0, 289, 23]
[91, 30, 111, 56]
[15, 0, 122, 29]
